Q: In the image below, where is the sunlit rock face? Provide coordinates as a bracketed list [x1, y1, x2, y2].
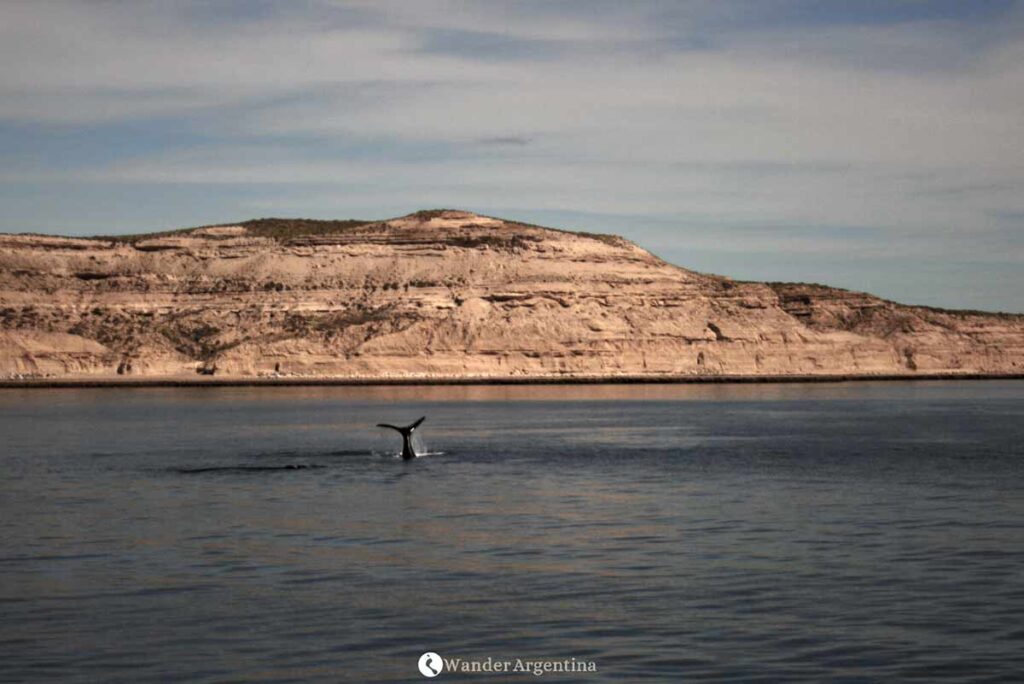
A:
[1, 210, 1022, 380]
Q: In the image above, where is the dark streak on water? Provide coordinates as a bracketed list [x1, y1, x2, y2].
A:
[1, 382, 1023, 682]
[174, 465, 327, 475]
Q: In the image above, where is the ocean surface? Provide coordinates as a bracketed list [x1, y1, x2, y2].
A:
[1, 381, 1023, 683]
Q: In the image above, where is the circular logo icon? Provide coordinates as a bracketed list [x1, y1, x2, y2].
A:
[418, 652, 442, 678]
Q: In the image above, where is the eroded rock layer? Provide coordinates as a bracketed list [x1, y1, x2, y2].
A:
[1, 210, 1021, 380]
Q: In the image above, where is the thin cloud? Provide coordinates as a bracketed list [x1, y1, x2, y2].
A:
[474, 136, 532, 147]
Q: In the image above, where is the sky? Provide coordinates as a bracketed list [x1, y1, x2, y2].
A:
[1, 0, 1022, 311]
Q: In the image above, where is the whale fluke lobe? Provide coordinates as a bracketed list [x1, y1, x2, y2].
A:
[377, 416, 426, 460]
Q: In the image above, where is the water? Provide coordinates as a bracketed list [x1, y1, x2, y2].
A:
[1, 382, 1023, 682]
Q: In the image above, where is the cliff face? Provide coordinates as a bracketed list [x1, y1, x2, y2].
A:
[1, 210, 1021, 380]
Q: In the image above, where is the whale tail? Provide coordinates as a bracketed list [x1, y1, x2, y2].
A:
[376, 417, 426, 460]
[376, 416, 425, 436]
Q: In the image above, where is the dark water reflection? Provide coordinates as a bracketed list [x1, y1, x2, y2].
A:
[1, 382, 1023, 682]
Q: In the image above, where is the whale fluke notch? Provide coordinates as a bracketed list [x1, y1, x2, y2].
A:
[376, 416, 426, 460]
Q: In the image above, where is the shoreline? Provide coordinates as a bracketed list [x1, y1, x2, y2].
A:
[1, 372, 1022, 389]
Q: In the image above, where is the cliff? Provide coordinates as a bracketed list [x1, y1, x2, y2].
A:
[1, 210, 1022, 382]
